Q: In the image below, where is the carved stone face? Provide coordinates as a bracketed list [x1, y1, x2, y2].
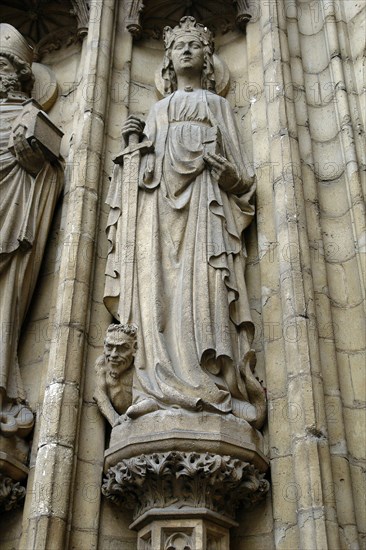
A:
[171, 34, 204, 77]
[0, 55, 16, 74]
[0, 55, 20, 95]
[104, 335, 136, 377]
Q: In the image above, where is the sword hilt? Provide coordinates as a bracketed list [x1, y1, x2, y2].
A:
[128, 131, 139, 147]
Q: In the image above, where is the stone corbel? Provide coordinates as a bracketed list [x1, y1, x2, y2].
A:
[233, 0, 252, 30]
[125, 0, 145, 39]
[102, 450, 269, 518]
[70, 0, 90, 39]
[103, 450, 269, 549]
[102, 410, 269, 549]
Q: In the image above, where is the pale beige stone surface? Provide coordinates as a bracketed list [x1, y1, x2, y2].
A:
[97, 499, 136, 550]
[136, 518, 230, 550]
[0, 0, 364, 548]
[106, 410, 268, 474]
[105, 35, 263, 430]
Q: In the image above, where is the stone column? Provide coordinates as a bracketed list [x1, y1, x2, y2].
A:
[19, 2, 117, 548]
[246, 0, 364, 547]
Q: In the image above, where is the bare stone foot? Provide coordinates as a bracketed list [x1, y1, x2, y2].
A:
[126, 398, 159, 419]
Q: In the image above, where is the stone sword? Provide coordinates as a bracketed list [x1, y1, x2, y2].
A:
[113, 130, 153, 324]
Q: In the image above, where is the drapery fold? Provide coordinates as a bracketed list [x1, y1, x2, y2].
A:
[104, 90, 256, 414]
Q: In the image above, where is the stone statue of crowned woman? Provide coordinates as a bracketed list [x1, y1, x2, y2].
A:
[103, 16, 266, 428]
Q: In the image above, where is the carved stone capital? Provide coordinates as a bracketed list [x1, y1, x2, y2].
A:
[70, 0, 90, 38]
[233, 0, 252, 30]
[125, 0, 145, 39]
[0, 474, 26, 512]
[102, 451, 269, 522]
[103, 410, 269, 544]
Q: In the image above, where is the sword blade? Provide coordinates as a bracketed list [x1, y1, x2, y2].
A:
[118, 148, 140, 324]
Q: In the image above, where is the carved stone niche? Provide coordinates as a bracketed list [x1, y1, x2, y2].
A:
[102, 411, 269, 549]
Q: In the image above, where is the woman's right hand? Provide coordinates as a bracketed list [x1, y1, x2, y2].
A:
[121, 115, 145, 145]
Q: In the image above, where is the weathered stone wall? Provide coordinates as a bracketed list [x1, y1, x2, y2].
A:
[0, 0, 364, 548]
[241, 0, 365, 548]
[12, 3, 117, 547]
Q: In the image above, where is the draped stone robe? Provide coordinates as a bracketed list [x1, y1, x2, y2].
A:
[0, 98, 63, 403]
[105, 89, 257, 415]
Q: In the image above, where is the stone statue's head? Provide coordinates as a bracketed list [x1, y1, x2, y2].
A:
[104, 323, 137, 375]
[162, 16, 216, 95]
[0, 24, 34, 96]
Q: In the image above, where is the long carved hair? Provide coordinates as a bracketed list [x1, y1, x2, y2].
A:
[161, 35, 216, 95]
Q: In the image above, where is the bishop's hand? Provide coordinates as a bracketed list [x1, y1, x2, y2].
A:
[121, 115, 145, 146]
[203, 152, 240, 192]
[13, 127, 46, 177]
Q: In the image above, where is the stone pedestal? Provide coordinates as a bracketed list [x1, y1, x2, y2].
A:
[102, 411, 269, 547]
[105, 410, 268, 470]
[137, 518, 230, 550]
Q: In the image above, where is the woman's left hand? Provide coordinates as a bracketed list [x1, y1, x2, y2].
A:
[203, 152, 240, 192]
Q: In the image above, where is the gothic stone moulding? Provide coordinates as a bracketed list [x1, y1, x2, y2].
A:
[233, 0, 252, 30]
[102, 451, 269, 525]
[126, 0, 252, 40]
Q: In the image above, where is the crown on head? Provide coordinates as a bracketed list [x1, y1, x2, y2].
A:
[0, 24, 33, 66]
[163, 16, 214, 51]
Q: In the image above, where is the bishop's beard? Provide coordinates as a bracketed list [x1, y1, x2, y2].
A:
[0, 73, 22, 97]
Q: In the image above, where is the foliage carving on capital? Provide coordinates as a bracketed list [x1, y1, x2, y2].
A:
[102, 451, 269, 520]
